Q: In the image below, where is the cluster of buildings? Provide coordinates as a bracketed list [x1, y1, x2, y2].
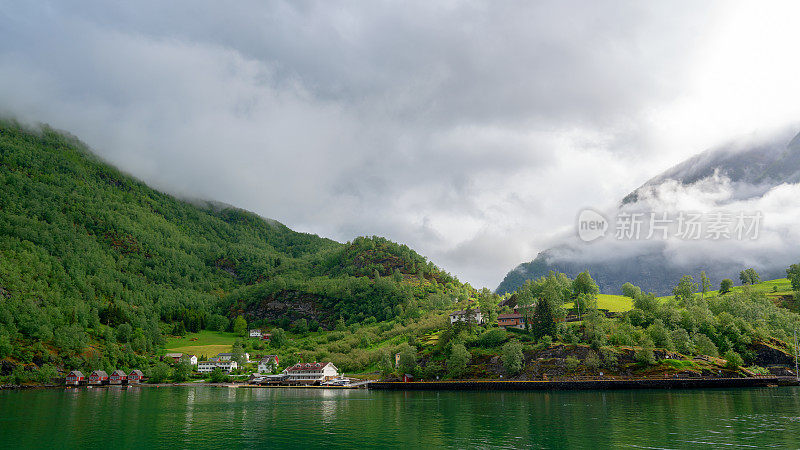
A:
[450, 300, 527, 330]
[66, 369, 144, 386]
[196, 352, 250, 373]
[249, 329, 272, 340]
[250, 361, 344, 386]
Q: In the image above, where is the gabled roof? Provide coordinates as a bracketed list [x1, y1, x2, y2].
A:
[67, 370, 84, 378]
[497, 313, 522, 320]
[129, 369, 144, 376]
[110, 370, 127, 377]
[164, 353, 183, 358]
[285, 362, 335, 373]
[91, 370, 108, 377]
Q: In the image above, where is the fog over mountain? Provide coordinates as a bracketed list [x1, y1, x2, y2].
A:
[4, 2, 800, 289]
[498, 128, 800, 295]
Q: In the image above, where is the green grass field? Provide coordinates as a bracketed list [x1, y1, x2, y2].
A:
[656, 278, 795, 301]
[164, 330, 238, 357]
[564, 294, 634, 313]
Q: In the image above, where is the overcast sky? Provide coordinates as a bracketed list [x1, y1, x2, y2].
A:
[3, 1, 800, 289]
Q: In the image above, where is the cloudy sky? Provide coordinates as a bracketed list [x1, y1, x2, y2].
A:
[2, 1, 800, 289]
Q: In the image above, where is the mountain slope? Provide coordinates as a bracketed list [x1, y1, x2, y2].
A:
[499, 129, 800, 295]
[0, 120, 466, 370]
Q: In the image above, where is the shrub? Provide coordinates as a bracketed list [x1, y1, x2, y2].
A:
[692, 334, 719, 357]
[209, 368, 229, 383]
[585, 351, 601, 370]
[635, 347, 655, 365]
[723, 350, 744, 369]
[565, 356, 579, 371]
[447, 343, 471, 378]
[502, 340, 524, 375]
[476, 329, 508, 348]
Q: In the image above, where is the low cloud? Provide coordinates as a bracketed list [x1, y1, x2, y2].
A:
[3, 2, 800, 288]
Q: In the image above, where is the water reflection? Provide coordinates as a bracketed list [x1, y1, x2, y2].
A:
[2, 387, 800, 448]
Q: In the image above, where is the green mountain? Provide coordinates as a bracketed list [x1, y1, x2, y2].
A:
[0, 120, 467, 374]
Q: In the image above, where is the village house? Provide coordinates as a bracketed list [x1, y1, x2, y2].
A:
[109, 370, 127, 385]
[497, 312, 525, 330]
[163, 353, 183, 364]
[449, 309, 485, 325]
[66, 370, 85, 386]
[283, 362, 339, 385]
[163, 353, 198, 366]
[88, 370, 109, 385]
[249, 329, 262, 338]
[127, 370, 144, 384]
[257, 355, 279, 374]
[217, 352, 250, 363]
[198, 360, 239, 373]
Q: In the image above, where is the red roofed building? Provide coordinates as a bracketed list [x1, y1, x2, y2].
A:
[497, 313, 525, 330]
[128, 369, 144, 384]
[66, 370, 85, 386]
[109, 370, 127, 385]
[283, 362, 339, 385]
[88, 370, 109, 385]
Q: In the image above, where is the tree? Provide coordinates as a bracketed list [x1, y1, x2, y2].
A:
[115, 323, 132, 343]
[693, 334, 719, 357]
[673, 275, 697, 306]
[700, 271, 711, 299]
[0, 333, 12, 358]
[379, 350, 394, 379]
[787, 264, 800, 292]
[292, 318, 309, 335]
[739, 268, 760, 286]
[397, 344, 417, 375]
[501, 340, 524, 375]
[723, 350, 744, 370]
[233, 316, 247, 337]
[231, 341, 246, 365]
[530, 295, 558, 338]
[209, 367, 229, 383]
[719, 279, 734, 295]
[270, 328, 286, 348]
[36, 364, 59, 384]
[172, 361, 192, 382]
[621, 282, 641, 299]
[447, 343, 470, 378]
[334, 317, 347, 332]
[574, 293, 597, 317]
[148, 362, 170, 383]
[573, 272, 599, 297]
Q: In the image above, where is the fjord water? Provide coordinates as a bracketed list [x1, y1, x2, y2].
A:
[2, 387, 800, 448]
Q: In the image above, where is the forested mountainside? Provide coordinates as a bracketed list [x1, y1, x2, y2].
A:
[0, 120, 468, 371]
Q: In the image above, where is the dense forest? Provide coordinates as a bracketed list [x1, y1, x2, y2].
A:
[0, 120, 470, 378]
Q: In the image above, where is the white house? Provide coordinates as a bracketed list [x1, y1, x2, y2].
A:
[198, 360, 239, 373]
[249, 329, 262, 338]
[283, 362, 339, 384]
[187, 354, 198, 366]
[217, 352, 250, 363]
[449, 309, 484, 325]
[258, 355, 280, 374]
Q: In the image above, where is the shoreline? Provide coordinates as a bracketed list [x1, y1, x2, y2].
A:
[369, 376, 799, 391]
[3, 376, 799, 391]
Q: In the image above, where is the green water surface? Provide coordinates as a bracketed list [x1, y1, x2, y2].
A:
[1, 386, 799, 448]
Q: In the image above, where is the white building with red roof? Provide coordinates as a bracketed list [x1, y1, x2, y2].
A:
[283, 362, 339, 384]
